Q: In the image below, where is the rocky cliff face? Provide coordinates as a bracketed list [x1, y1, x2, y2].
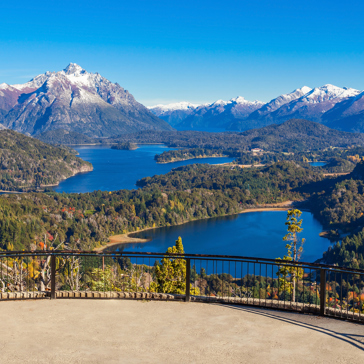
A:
[0, 64, 173, 137]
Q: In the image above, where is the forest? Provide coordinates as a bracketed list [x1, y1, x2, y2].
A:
[3, 119, 364, 271]
[2, 158, 364, 269]
[0, 161, 322, 252]
[154, 143, 364, 174]
[0, 130, 92, 191]
[111, 142, 138, 150]
[108, 119, 364, 152]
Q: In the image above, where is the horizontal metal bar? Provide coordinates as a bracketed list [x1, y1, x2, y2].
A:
[1, 250, 364, 275]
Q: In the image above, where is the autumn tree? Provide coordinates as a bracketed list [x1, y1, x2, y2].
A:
[151, 236, 199, 295]
[277, 209, 305, 302]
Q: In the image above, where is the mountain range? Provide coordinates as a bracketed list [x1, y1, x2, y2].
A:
[2, 64, 364, 138]
[0, 64, 172, 137]
[149, 85, 364, 133]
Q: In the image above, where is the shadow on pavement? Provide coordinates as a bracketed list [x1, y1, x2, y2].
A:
[216, 304, 364, 352]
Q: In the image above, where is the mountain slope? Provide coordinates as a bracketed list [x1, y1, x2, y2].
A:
[36, 129, 97, 145]
[0, 129, 92, 191]
[0, 64, 173, 137]
[239, 118, 364, 151]
[0, 84, 22, 118]
[176, 97, 263, 130]
[228, 85, 362, 131]
[149, 102, 201, 126]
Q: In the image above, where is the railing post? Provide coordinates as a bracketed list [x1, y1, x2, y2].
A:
[51, 254, 56, 300]
[320, 269, 326, 316]
[185, 258, 191, 302]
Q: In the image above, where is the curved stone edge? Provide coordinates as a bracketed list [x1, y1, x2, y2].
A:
[1, 292, 363, 322]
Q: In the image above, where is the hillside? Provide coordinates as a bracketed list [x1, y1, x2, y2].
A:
[109, 119, 364, 152]
[239, 119, 364, 151]
[0, 63, 173, 137]
[0, 130, 92, 191]
[36, 129, 98, 145]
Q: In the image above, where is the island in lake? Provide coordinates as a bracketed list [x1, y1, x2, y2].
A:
[112, 142, 138, 150]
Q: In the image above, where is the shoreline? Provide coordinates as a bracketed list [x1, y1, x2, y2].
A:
[156, 154, 228, 164]
[97, 202, 295, 252]
[0, 165, 93, 193]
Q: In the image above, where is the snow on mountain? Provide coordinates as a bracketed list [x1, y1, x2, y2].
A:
[0, 83, 23, 118]
[149, 102, 202, 126]
[12, 72, 55, 93]
[230, 96, 263, 106]
[176, 96, 264, 130]
[149, 101, 200, 113]
[299, 84, 360, 103]
[269, 84, 362, 123]
[1, 63, 173, 137]
[248, 86, 312, 118]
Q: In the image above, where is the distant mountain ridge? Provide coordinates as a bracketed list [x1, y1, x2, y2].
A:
[150, 84, 364, 133]
[0, 63, 173, 137]
[149, 102, 201, 126]
[149, 97, 264, 129]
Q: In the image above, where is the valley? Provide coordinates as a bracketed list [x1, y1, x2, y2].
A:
[1, 64, 364, 272]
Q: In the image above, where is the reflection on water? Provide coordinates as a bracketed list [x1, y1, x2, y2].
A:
[107, 211, 330, 263]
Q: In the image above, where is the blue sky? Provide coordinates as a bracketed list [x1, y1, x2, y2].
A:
[1, 0, 364, 105]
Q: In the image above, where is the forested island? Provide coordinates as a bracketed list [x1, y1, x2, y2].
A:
[155, 148, 226, 163]
[0, 130, 93, 191]
[114, 119, 364, 174]
[111, 142, 138, 150]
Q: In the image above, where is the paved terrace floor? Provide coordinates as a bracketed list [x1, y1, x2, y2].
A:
[0, 300, 363, 363]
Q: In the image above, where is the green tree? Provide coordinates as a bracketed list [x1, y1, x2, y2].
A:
[151, 236, 199, 295]
[276, 209, 305, 302]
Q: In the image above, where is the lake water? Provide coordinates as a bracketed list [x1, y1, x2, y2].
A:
[53, 145, 234, 193]
[309, 162, 326, 167]
[110, 210, 329, 263]
[53, 146, 329, 262]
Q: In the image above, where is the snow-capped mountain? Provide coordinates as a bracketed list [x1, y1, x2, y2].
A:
[151, 84, 364, 133]
[227, 84, 364, 131]
[321, 91, 364, 132]
[175, 96, 264, 130]
[0, 83, 22, 117]
[268, 84, 361, 123]
[149, 102, 201, 126]
[249, 86, 312, 117]
[0, 63, 173, 137]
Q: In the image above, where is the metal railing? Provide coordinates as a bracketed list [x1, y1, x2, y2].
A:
[0, 250, 363, 323]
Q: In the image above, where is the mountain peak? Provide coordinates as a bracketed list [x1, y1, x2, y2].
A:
[303, 84, 361, 102]
[298, 86, 311, 94]
[230, 96, 264, 105]
[63, 63, 85, 75]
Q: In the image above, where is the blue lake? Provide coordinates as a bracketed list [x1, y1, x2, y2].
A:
[112, 210, 329, 263]
[53, 145, 234, 193]
[53, 145, 329, 262]
[309, 162, 326, 167]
